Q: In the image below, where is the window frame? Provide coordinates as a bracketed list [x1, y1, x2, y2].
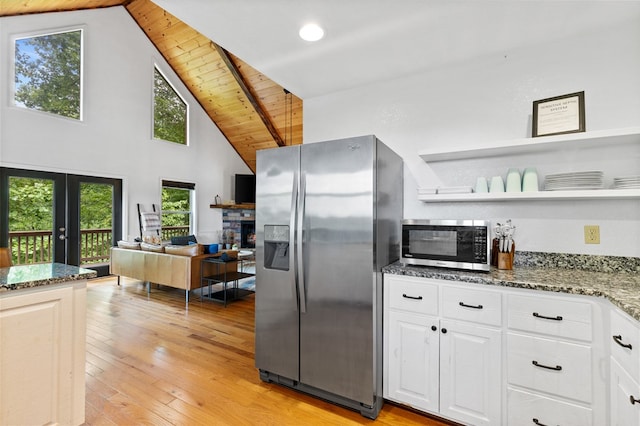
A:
[161, 180, 196, 236]
[10, 26, 85, 121]
[152, 64, 189, 145]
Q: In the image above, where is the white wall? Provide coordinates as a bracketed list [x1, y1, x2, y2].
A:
[0, 7, 250, 243]
[304, 15, 640, 257]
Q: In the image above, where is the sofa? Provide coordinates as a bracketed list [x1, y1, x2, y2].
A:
[110, 244, 237, 305]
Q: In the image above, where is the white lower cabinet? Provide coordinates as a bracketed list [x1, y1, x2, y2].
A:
[507, 388, 592, 426]
[384, 275, 502, 425]
[507, 333, 592, 404]
[611, 358, 640, 426]
[387, 310, 439, 412]
[439, 320, 502, 425]
[610, 307, 640, 425]
[0, 281, 87, 426]
[384, 273, 611, 426]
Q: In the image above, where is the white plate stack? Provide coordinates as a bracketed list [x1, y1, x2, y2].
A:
[543, 171, 604, 191]
[613, 175, 640, 189]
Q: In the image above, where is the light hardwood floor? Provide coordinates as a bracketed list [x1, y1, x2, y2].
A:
[84, 276, 452, 425]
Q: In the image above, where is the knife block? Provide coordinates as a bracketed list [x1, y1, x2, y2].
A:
[497, 242, 515, 270]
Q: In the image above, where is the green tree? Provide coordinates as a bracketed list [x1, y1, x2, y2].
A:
[15, 30, 81, 119]
[162, 187, 190, 228]
[80, 183, 113, 229]
[8, 177, 54, 231]
[154, 68, 187, 144]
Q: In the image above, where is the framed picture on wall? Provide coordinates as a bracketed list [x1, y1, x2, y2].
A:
[532, 91, 585, 137]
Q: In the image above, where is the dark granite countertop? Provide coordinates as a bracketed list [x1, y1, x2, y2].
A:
[0, 263, 97, 292]
[383, 261, 640, 321]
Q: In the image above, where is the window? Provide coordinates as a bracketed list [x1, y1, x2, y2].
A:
[153, 67, 187, 144]
[14, 29, 82, 119]
[161, 180, 194, 239]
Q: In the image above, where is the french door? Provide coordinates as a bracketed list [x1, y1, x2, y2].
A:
[0, 167, 122, 276]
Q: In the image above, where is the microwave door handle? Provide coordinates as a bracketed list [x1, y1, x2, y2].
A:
[289, 170, 299, 312]
[296, 171, 307, 314]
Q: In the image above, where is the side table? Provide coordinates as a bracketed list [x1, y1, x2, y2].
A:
[200, 256, 254, 306]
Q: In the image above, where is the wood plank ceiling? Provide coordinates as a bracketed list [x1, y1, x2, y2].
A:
[1, 0, 303, 173]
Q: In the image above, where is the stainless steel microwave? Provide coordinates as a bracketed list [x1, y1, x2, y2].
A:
[401, 219, 491, 272]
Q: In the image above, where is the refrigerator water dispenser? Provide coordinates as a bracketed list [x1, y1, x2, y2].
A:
[263, 225, 289, 271]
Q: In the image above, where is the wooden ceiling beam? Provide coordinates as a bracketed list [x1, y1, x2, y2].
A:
[213, 44, 286, 147]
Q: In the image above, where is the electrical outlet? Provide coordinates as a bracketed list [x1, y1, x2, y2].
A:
[584, 225, 600, 244]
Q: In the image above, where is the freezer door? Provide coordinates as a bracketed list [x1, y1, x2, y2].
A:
[299, 136, 377, 405]
[255, 145, 300, 380]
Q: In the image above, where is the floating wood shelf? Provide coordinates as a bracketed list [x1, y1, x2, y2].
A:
[210, 203, 255, 210]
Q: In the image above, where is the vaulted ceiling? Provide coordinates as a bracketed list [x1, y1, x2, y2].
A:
[0, 0, 303, 173]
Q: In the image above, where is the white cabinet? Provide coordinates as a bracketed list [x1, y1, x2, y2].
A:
[384, 275, 502, 425]
[387, 310, 439, 412]
[0, 281, 86, 426]
[611, 358, 640, 426]
[610, 307, 640, 425]
[505, 291, 606, 426]
[439, 319, 502, 425]
[384, 273, 610, 425]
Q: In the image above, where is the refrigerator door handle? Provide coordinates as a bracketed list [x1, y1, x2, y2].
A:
[297, 171, 307, 313]
[289, 170, 299, 312]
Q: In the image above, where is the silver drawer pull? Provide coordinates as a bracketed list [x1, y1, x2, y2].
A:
[533, 312, 563, 321]
[532, 360, 562, 371]
[402, 293, 423, 300]
[459, 301, 483, 309]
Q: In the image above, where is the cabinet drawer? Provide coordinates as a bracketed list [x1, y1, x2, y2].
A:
[610, 307, 640, 380]
[507, 333, 592, 403]
[442, 286, 502, 326]
[386, 275, 438, 315]
[508, 388, 592, 426]
[507, 293, 593, 342]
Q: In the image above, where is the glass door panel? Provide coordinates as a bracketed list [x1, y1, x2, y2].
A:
[1, 169, 66, 265]
[67, 175, 122, 277]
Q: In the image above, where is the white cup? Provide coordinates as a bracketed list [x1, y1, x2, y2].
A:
[505, 168, 522, 192]
[475, 177, 488, 193]
[522, 167, 539, 192]
[489, 176, 505, 193]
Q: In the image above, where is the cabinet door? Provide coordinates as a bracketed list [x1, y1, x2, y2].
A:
[386, 310, 439, 412]
[0, 286, 74, 425]
[611, 358, 640, 426]
[440, 320, 502, 426]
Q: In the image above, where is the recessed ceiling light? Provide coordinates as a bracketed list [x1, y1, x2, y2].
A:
[299, 23, 324, 42]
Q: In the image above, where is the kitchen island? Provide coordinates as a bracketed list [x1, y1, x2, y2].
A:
[0, 263, 96, 426]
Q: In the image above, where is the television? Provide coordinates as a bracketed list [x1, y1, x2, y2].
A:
[235, 174, 256, 204]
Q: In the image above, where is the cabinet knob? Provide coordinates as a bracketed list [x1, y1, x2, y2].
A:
[630, 395, 640, 405]
[431, 325, 437, 331]
[441, 328, 447, 334]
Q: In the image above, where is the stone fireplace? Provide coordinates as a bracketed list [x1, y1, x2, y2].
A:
[222, 208, 255, 248]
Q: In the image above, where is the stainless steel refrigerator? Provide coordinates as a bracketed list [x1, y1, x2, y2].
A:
[255, 135, 403, 419]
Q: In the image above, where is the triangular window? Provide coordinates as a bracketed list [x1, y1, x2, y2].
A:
[153, 67, 188, 145]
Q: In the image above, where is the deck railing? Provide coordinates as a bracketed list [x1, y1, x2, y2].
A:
[7, 226, 189, 266]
